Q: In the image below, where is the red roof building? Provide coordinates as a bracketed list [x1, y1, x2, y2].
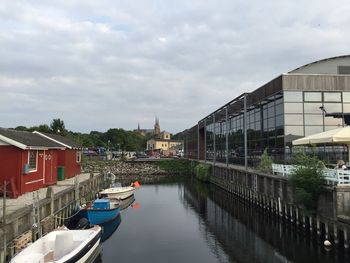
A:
[33, 132, 82, 179]
[0, 128, 64, 197]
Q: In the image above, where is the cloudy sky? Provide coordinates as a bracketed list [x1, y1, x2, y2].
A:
[1, 1, 350, 133]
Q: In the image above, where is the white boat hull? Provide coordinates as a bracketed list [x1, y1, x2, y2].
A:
[76, 238, 100, 263]
[100, 186, 135, 200]
[10, 226, 101, 263]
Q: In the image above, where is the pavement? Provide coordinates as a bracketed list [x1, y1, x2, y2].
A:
[0, 173, 97, 218]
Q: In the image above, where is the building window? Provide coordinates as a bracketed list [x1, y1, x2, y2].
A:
[304, 92, 322, 102]
[76, 151, 82, 163]
[28, 150, 37, 171]
[324, 92, 341, 102]
[338, 66, 350, 74]
[284, 91, 303, 102]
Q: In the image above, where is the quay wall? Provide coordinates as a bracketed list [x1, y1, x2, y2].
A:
[0, 172, 109, 262]
[209, 162, 350, 248]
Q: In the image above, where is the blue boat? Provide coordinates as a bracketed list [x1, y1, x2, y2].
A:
[80, 198, 121, 225]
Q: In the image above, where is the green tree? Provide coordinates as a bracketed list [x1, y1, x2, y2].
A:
[50, 118, 67, 135]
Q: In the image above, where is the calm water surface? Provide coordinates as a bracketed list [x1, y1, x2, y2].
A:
[99, 179, 349, 263]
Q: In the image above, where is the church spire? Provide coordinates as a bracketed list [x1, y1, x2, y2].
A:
[154, 116, 160, 136]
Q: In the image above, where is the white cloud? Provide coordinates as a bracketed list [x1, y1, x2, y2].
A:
[1, 0, 350, 133]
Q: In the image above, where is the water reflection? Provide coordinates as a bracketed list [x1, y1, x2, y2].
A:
[100, 215, 122, 242]
[182, 179, 349, 263]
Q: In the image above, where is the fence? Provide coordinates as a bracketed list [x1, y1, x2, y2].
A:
[272, 163, 350, 185]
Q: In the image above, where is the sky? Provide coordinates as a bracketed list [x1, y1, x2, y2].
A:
[1, 0, 350, 134]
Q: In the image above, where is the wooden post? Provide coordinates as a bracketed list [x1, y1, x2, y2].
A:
[3, 181, 7, 263]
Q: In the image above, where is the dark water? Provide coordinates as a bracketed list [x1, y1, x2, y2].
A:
[99, 178, 349, 263]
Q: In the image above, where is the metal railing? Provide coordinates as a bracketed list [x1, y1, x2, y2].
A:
[272, 163, 350, 185]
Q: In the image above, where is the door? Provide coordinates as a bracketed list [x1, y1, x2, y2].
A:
[44, 150, 55, 185]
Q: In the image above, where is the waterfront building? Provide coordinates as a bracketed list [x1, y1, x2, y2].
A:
[182, 55, 350, 166]
[33, 131, 82, 179]
[0, 128, 82, 197]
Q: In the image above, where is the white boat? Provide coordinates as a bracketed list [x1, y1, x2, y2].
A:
[10, 225, 101, 263]
[100, 186, 135, 200]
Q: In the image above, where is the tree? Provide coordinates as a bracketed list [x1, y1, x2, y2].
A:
[50, 118, 67, 135]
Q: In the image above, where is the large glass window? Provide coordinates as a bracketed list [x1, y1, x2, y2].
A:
[284, 103, 303, 113]
[324, 92, 341, 102]
[323, 103, 342, 112]
[285, 114, 304, 125]
[304, 103, 322, 114]
[284, 91, 303, 102]
[305, 126, 323, 136]
[343, 92, 350, 103]
[304, 92, 322, 102]
[304, 114, 323, 125]
[285, 126, 304, 137]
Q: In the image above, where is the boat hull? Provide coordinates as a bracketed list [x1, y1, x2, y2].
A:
[82, 207, 121, 225]
[100, 186, 134, 200]
[10, 226, 101, 263]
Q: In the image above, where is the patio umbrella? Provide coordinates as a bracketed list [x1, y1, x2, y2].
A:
[292, 126, 350, 164]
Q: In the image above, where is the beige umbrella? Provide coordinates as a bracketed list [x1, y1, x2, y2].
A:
[292, 126, 350, 164]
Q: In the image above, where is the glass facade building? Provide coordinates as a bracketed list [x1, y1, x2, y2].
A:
[183, 56, 350, 166]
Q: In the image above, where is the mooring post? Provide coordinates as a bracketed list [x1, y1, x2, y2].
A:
[334, 224, 338, 245]
[344, 227, 349, 248]
[316, 217, 320, 236]
[309, 216, 313, 232]
[3, 181, 7, 263]
[325, 222, 329, 240]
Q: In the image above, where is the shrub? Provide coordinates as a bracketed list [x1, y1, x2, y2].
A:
[257, 148, 273, 173]
[289, 152, 325, 214]
[194, 163, 211, 182]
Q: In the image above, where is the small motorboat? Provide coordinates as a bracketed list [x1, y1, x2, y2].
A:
[80, 198, 121, 225]
[10, 225, 101, 263]
[100, 186, 135, 200]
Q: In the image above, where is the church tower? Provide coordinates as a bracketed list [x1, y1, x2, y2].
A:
[154, 117, 160, 137]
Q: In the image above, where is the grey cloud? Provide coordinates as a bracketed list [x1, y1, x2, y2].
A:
[1, 0, 350, 133]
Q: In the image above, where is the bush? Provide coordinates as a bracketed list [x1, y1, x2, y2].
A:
[289, 152, 325, 214]
[156, 159, 193, 174]
[257, 148, 273, 173]
[194, 163, 211, 182]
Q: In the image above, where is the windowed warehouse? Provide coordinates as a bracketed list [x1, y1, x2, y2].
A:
[183, 56, 350, 166]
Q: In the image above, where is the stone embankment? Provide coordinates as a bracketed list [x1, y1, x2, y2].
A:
[82, 161, 179, 183]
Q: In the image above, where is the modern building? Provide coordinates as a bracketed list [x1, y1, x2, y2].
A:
[182, 55, 350, 166]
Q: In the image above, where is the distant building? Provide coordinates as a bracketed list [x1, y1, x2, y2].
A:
[154, 117, 160, 137]
[146, 119, 183, 156]
[133, 122, 154, 136]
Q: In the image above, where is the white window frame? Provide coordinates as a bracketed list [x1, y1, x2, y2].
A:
[76, 151, 82, 163]
[28, 150, 38, 172]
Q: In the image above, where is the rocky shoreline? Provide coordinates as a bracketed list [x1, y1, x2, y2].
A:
[82, 160, 188, 183]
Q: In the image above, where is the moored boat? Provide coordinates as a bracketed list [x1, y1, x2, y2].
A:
[80, 198, 120, 225]
[100, 186, 135, 200]
[10, 225, 101, 263]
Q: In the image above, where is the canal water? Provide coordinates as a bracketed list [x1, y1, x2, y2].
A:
[98, 178, 349, 263]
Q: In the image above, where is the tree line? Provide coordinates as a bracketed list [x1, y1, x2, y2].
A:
[13, 118, 152, 152]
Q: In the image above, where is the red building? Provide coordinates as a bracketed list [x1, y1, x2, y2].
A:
[0, 128, 64, 197]
[33, 132, 82, 179]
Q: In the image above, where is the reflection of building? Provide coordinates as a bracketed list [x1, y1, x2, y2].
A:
[182, 55, 350, 165]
